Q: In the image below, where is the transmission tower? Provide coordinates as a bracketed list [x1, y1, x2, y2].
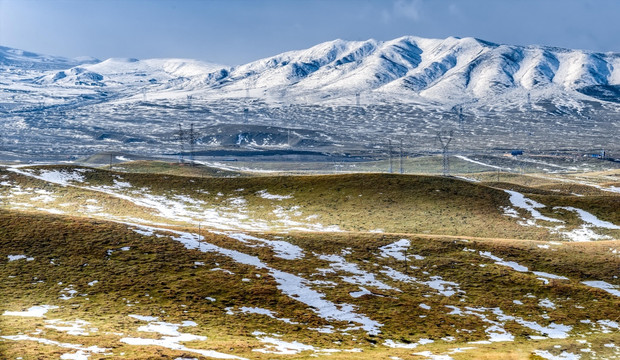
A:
[437, 130, 454, 176]
[177, 123, 185, 164]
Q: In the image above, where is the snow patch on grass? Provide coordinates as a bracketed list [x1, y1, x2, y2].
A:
[3, 305, 58, 317]
[0, 335, 107, 357]
[253, 336, 315, 354]
[380, 266, 416, 283]
[581, 281, 620, 297]
[378, 239, 410, 261]
[129, 314, 159, 322]
[223, 232, 304, 260]
[413, 351, 455, 360]
[502, 190, 616, 241]
[479, 251, 528, 272]
[555, 206, 620, 229]
[538, 299, 556, 309]
[556, 226, 612, 242]
[233, 306, 297, 324]
[256, 190, 293, 200]
[504, 190, 562, 223]
[384, 338, 434, 349]
[9, 168, 89, 186]
[59, 285, 78, 300]
[380, 266, 462, 297]
[448, 306, 572, 341]
[479, 250, 570, 283]
[7, 254, 34, 262]
[121, 316, 245, 359]
[350, 287, 372, 298]
[533, 350, 581, 360]
[317, 253, 395, 291]
[533, 272, 568, 280]
[124, 223, 383, 335]
[422, 276, 462, 297]
[45, 319, 95, 336]
[60, 350, 92, 360]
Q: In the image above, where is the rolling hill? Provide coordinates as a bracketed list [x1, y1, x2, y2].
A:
[0, 163, 618, 359]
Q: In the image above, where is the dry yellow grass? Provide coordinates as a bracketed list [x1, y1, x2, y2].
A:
[1, 163, 619, 359]
[1, 210, 618, 359]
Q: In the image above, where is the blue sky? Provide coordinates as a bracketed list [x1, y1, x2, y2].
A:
[1, 0, 619, 65]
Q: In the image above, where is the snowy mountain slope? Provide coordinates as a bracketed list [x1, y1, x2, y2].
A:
[35, 57, 224, 88]
[3, 35, 620, 107]
[1, 36, 620, 160]
[0, 45, 97, 70]
[35, 67, 105, 86]
[176, 35, 620, 106]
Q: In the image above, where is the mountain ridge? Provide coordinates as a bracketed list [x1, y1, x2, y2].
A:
[3, 35, 620, 108]
[206, 35, 620, 103]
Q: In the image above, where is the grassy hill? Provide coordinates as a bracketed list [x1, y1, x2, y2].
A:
[107, 160, 245, 178]
[0, 210, 618, 359]
[2, 164, 619, 241]
[0, 162, 618, 359]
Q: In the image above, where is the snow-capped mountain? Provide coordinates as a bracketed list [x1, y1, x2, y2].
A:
[3, 36, 620, 107]
[35, 57, 223, 88]
[179, 35, 620, 106]
[0, 45, 98, 70]
[1, 36, 619, 160]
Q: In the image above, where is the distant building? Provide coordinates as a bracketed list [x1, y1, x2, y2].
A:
[587, 150, 607, 159]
